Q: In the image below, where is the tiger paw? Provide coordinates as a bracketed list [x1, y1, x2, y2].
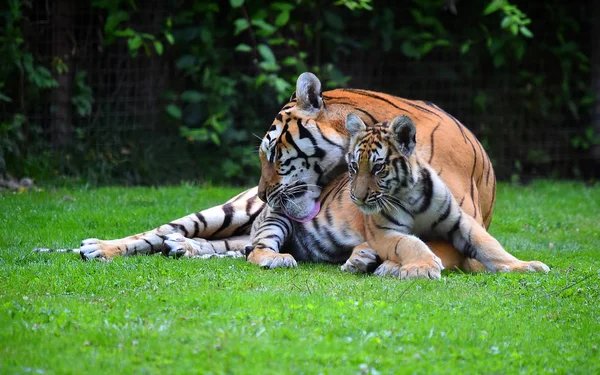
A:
[246, 248, 297, 269]
[164, 233, 214, 258]
[374, 257, 443, 280]
[79, 238, 122, 260]
[373, 260, 402, 277]
[341, 248, 379, 273]
[495, 260, 550, 273]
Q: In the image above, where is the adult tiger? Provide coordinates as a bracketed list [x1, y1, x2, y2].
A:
[61, 72, 494, 267]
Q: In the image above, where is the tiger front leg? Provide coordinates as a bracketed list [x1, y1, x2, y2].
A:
[368, 232, 444, 280]
[77, 187, 263, 260]
[452, 215, 550, 273]
[341, 243, 380, 273]
[246, 208, 297, 269]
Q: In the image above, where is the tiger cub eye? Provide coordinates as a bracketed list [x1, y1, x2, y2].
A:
[372, 163, 385, 174]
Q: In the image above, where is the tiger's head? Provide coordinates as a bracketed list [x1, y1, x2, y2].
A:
[345, 113, 418, 214]
[258, 72, 348, 222]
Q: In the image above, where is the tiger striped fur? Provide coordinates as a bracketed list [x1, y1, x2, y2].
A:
[246, 114, 549, 277]
[340, 114, 549, 277]
[44, 72, 495, 266]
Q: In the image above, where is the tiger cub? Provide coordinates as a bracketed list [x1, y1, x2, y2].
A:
[340, 113, 550, 277]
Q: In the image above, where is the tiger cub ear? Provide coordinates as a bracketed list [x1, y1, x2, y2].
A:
[389, 115, 417, 156]
[345, 113, 367, 136]
[295, 72, 323, 111]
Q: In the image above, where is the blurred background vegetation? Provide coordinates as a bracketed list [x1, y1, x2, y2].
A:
[0, 0, 597, 186]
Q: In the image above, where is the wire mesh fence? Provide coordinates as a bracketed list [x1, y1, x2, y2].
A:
[3, 0, 595, 184]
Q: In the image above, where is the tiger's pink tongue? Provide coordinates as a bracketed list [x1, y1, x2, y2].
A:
[283, 201, 321, 223]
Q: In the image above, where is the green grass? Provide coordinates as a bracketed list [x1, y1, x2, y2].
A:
[1, 181, 599, 374]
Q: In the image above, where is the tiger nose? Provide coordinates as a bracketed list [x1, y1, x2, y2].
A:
[351, 189, 368, 204]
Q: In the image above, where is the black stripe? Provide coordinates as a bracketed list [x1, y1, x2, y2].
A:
[265, 216, 293, 234]
[475, 138, 486, 185]
[396, 97, 443, 120]
[193, 220, 200, 237]
[194, 212, 208, 229]
[337, 89, 413, 115]
[446, 215, 462, 240]
[435, 107, 468, 143]
[380, 211, 410, 230]
[428, 123, 441, 164]
[169, 223, 189, 237]
[212, 203, 234, 236]
[462, 242, 477, 258]
[234, 201, 265, 236]
[465, 136, 479, 220]
[143, 239, 153, 248]
[431, 194, 452, 230]
[415, 168, 433, 213]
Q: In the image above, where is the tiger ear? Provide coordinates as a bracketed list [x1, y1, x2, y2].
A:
[345, 113, 366, 137]
[295, 72, 323, 111]
[389, 115, 417, 156]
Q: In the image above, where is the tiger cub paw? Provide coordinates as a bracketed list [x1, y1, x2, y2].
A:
[496, 260, 550, 273]
[246, 248, 297, 269]
[374, 256, 444, 280]
[341, 248, 379, 273]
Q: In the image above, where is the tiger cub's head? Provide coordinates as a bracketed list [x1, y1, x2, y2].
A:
[345, 113, 418, 214]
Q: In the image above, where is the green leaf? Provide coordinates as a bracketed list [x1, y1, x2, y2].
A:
[164, 32, 175, 45]
[251, 19, 276, 36]
[257, 44, 275, 63]
[500, 16, 511, 29]
[270, 2, 295, 12]
[483, 0, 504, 15]
[234, 18, 249, 35]
[460, 42, 471, 54]
[154, 41, 164, 55]
[180, 90, 204, 103]
[235, 43, 252, 52]
[510, 23, 518, 35]
[0, 92, 13, 103]
[258, 61, 279, 72]
[519, 26, 533, 38]
[210, 133, 221, 145]
[275, 11, 290, 27]
[401, 41, 420, 59]
[166, 104, 182, 120]
[281, 57, 297, 66]
[273, 77, 291, 94]
[113, 28, 136, 38]
[105, 11, 130, 33]
[230, 0, 244, 8]
[255, 74, 267, 87]
[128, 35, 143, 54]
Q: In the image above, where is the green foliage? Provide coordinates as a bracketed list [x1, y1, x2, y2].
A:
[0, 0, 594, 183]
[1, 182, 599, 373]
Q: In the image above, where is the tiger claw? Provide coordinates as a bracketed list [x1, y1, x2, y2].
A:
[496, 260, 550, 273]
[374, 257, 443, 280]
[341, 248, 379, 273]
[246, 248, 297, 269]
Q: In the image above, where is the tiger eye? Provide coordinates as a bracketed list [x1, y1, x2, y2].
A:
[372, 163, 385, 174]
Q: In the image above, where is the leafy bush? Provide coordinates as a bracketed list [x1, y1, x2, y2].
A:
[0, 0, 594, 184]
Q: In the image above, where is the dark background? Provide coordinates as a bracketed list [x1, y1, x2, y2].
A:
[0, 0, 596, 185]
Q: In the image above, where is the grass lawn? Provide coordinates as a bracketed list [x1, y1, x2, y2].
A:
[1, 181, 599, 374]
